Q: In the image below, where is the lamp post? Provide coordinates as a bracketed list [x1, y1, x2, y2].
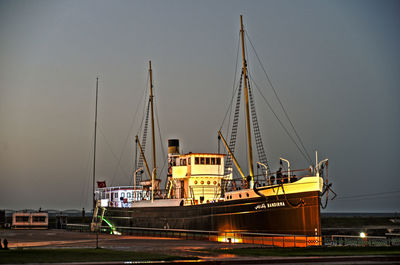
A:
[280, 158, 290, 182]
[151, 168, 157, 203]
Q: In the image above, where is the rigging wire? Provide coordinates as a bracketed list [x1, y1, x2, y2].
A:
[219, 32, 241, 132]
[336, 190, 400, 200]
[98, 127, 131, 184]
[137, 73, 150, 138]
[154, 93, 168, 179]
[245, 31, 313, 164]
[249, 75, 312, 164]
[108, 73, 149, 185]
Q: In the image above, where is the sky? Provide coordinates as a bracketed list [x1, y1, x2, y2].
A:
[1, 0, 399, 212]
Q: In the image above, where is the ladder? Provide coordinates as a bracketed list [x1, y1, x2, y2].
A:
[248, 79, 271, 177]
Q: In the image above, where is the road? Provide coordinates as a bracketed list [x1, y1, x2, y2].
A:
[0, 229, 399, 264]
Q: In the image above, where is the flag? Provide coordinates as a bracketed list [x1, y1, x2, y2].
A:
[97, 181, 106, 188]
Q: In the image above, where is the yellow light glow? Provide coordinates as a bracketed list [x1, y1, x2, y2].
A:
[217, 236, 242, 243]
[360, 232, 366, 238]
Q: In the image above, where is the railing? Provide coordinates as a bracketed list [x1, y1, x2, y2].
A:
[66, 224, 400, 247]
[225, 168, 314, 191]
[325, 234, 400, 247]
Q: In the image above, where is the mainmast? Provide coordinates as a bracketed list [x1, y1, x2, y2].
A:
[92, 77, 99, 211]
[240, 15, 254, 183]
[149, 61, 157, 180]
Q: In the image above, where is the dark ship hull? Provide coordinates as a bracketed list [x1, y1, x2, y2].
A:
[104, 190, 321, 236]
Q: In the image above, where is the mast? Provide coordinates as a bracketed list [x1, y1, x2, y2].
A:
[149, 61, 157, 180]
[240, 15, 254, 182]
[92, 77, 99, 211]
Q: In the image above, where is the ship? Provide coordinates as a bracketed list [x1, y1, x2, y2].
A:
[91, 16, 334, 244]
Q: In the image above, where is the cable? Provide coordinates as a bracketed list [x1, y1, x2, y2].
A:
[245, 31, 313, 164]
[219, 32, 241, 132]
[249, 75, 312, 164]
[336, 190, 400, 200]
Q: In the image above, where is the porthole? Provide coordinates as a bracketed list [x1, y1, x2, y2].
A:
[246, 193, 249, 197]
[207, 181, 210, 185]
[239, 194, 242, 198]
[194, 180, 198, 184]
[200, 181, 204, 184]
[213, 181, 217, 185]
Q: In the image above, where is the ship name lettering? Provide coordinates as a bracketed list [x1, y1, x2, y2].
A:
[267, 202, 285, 208]
[255, 203, 266, 210]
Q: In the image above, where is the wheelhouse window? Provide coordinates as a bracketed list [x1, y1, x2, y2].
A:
[206, 157, 210, 164]
[200, 157, 205, 164]
[216, 158, 221, 165]
[211, 158, 216, 165]
[195, 157, 200, 164]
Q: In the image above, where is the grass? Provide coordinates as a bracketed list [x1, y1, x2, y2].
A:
[209, 246, 400, 257]
[0, 248, 191, 264]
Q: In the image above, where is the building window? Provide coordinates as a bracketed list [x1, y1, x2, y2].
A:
[121, 192, 125, 198]
[127, 192, 131, 198]
[16, 216, 29, 222]
[32, 216, 46, 223]
[195, 157, 200, 164]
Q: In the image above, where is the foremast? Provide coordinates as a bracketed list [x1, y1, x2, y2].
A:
[240, 15, 255, 186]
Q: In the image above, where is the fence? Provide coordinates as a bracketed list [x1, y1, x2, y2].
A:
[325, 234, 400, 247]
[67, 223, 400, 247]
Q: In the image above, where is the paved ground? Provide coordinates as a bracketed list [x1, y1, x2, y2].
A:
[0, 229, 254, 259]
[0, 229, 399, 264]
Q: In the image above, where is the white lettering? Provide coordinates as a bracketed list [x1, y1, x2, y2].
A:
[255, 203, 266, 210]
[266, 201, 285, 208]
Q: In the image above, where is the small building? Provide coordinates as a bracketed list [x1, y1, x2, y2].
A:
[12, 212, 48, 229]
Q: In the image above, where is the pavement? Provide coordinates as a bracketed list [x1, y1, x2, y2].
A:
[0, 229, 399, 264]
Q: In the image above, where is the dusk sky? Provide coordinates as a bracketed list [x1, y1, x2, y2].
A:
[1, 0, 399, 212]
